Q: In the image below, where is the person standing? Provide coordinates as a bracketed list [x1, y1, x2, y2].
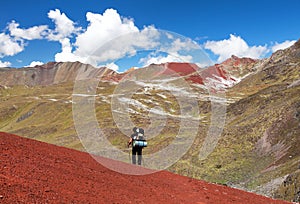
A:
[128, 127, 146, 165]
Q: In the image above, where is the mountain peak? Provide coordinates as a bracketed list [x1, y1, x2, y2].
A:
[266, 38, 300, 66]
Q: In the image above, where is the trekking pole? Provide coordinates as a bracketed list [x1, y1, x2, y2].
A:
[142, 156, 146, 168]
[128, 147, 131, 164]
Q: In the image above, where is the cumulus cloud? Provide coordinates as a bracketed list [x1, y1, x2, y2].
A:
[47, 9, 82, 41]
[0, 9, 82, 66]
[86, 25, 160, 64]
[0, 8, 210, 69]
[138, 37, 203, 67]
[8, 21, 48, 40]
[72, 9, 160, 65]
[272, 40, 296, 52]
[139, 53, 193, 67]
[105, 62, 119, 71]
[0, 60, 11, 67]
[26, 61, 44, 67]
[0, 33, 24, 57]
[3, 8, 295, 70]
[54, 8, 163, 67]
[204, 34, 269, 62]
[54, 38, 83, 62]
[74, 9, 139, 56]
[163, 38, 199, 53]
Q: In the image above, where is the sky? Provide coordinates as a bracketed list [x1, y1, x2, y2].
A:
[0, 0, 299, 72]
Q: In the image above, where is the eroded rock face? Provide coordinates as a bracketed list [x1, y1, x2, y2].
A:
[218, 55, 259, 77]
[0, 61, 116, 86]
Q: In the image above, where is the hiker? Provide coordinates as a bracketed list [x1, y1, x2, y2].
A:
[128, 127, 147, 165]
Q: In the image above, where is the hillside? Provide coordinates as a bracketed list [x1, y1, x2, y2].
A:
[196, 40, 300, 201]
[0, 132, 291, 204]
[0, 61, 116, 86]
[0, 40, 299, 202]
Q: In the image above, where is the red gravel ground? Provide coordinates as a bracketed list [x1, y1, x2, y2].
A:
[0, 132, 292, 204]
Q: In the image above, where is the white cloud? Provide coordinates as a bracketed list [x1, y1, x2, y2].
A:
[0, 8, 207, 69]
[166, 33, 174, 39]
[139, 53, 193, 67]
[73, 8, 151, 64]
[54, 38, 84, 62]
[138, 35, 202, 67]
[163, 38, 199, 53]
[26, 61, 44, 67]
[0, 33, 24, 57]
[87, 25, 160, 64]
[0, 60, 11, 67]
[47, 9, 82, 41]
[4, 8, 296, 70]
[105, 62, 119, 71]
[8, 21, 48, 40]
[272, 40, 296, 52]
[0, 9, 81, 65]
[204, 34, 269, 62]
[54, 8, 161, 67]
[74, 9, 139, 56]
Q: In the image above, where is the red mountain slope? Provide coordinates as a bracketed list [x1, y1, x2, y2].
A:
[0, 132, 291, 204]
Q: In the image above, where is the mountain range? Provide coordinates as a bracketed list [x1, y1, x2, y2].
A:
[0, 39, 299, 202]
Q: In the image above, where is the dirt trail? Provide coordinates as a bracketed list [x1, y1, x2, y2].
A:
[0, 132, 291, 204]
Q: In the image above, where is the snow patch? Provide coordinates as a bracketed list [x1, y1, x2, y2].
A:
[118, 97, 149, 110]
[64, 100, 73, 104]
[288, 79, 300, 88]
[156, 93, 167, 99]
[72, 94, 97, 97]
[204, 74, 241, 90]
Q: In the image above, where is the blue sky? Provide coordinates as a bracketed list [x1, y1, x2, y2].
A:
[0, 0, 299, 72]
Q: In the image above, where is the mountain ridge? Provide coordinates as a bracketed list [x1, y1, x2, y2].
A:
[0, 61, 116, 86]
[0, 55, 259, 91]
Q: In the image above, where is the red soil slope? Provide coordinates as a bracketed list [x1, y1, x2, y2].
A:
[0, 132, 291, 204]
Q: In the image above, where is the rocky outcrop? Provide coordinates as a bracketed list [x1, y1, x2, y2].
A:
[217, 55, 259, 77]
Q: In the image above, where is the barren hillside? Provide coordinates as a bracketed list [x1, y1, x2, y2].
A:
[0, 132, 291, 204]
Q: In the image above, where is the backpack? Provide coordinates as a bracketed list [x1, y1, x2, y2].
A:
[132, 128, 147, 148]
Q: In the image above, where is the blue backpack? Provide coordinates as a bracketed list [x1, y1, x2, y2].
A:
[132, 128, 147, 148]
